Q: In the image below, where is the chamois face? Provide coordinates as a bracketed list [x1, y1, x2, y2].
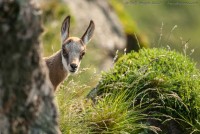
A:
[62, 37, 86, 73]
[61, 16, 95, 73]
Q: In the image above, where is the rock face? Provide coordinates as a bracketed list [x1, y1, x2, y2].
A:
[0, 0, 59, 133]
[64, 0, 126, 70]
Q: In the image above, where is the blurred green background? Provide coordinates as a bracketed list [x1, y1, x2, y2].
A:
[121, 0, 200, 67]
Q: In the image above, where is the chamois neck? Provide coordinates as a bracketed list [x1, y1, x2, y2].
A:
[50, 50, 65, 70]
[45, 50, 69, 90]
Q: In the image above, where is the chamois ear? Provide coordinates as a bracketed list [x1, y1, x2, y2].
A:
[81, 20, 95, 44]
[61, 16, 70, 43]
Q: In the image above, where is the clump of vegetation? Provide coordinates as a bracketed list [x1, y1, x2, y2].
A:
[56, 79, 160, 134]
[85, 93, 160, 133]
[54, 66, 158, 133]
[89, 48, 200, 133]
[57, 48, 200, 133]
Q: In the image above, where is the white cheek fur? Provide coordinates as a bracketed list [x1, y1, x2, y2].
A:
[61, 54, 69, 72]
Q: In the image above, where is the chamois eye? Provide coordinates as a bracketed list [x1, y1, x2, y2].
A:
[62, 49, 68, 58]
[80, 52, 85, 59]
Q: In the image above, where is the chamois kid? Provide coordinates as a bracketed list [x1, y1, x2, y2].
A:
[44, 16, 95, 90]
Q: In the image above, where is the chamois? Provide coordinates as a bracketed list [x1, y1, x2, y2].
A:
[44, 16, 95, 90]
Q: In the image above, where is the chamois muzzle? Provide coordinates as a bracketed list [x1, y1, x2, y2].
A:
[70, 63, 78, 73]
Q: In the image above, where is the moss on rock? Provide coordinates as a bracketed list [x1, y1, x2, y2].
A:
[89, 48, 200, 133]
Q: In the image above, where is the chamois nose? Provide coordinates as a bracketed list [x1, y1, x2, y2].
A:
[70, 64, 78, 70]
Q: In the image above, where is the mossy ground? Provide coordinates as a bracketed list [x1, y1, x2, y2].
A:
[93, 48, 200, 134]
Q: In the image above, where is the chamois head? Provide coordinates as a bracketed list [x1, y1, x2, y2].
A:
[61, 16, 95, 73]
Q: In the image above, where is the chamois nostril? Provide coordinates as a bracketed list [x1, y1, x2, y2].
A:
[70, 64, 78, 69]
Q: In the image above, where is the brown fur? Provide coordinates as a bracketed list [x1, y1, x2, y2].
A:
[44, 50, 68, 90]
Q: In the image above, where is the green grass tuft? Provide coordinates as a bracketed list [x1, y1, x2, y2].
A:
[85, 89, 160, 133]
[56, 83, 160, 133]
[90, 48, 200, 133]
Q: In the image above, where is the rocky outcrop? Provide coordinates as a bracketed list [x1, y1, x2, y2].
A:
[0, 0, 59, 133]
